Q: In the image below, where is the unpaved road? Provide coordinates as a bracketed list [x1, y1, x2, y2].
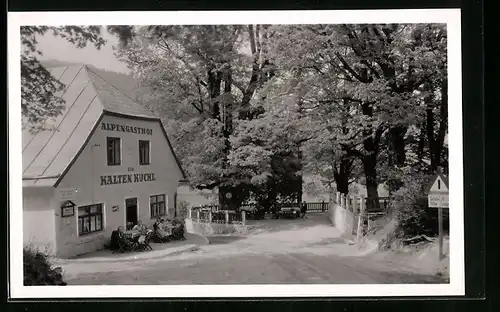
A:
[64, 214, 447, 285]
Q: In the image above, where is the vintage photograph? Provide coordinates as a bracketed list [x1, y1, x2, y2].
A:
[9, 10, 463, 297]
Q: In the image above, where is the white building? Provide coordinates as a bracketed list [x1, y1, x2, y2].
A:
[22, 64, 186, 258]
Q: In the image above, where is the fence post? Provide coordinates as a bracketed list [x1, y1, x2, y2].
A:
[322, 200, 325, 212]
[356, 196, 365, 243]
[241, 211, 246, 225]
[336, 192, 341, 204]
[225, 211, 229, 224]
[188, 208, 192, 219]
[196, 210, 200, 221]
[345, 195, 350, 211]
[208, 211, 213, 223]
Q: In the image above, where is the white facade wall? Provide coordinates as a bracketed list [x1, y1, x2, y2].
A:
[23, 186, 57, 255]
[54, 114, 184, 258]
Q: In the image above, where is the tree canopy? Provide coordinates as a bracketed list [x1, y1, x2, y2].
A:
[20, 24, 448, 211]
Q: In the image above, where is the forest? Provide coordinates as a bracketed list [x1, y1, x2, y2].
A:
[21, 24, 448, 236]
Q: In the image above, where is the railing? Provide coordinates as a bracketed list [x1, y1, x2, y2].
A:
[330, 191, 391, 243]
[188, 208, 246, 225]
[192, 205, 219, 212]
[193, 201, 331, 215]
[364, 197, 390, 212]
[211, 211, 226, 223]
[227, 211, 244, 224]
[332, 193, 391, 213]
[305, 202, 329, 212]
[199, 210, 211, 222]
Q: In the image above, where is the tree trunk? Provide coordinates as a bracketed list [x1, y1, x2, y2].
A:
[389, 126, 407, 166]
[222, 65, 233, 135]
[296, 148, 303, 203]
[435, 78, 448, 172]
[361, 102, 381, 211]
[362, 151, 380, 211]
[426, 102, 445, 173]
[208, 66, 222, 120]
[417, 122, 426, 165]
[333, 158, 351, 195]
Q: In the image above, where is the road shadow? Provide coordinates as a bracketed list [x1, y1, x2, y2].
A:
[245, 213, 331, 234]
[207, 236, 246, 245]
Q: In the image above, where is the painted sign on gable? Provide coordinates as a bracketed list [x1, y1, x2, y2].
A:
[59, 188, 80, 201]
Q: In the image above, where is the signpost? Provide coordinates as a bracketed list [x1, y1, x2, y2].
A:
[426, 171, 449, 260]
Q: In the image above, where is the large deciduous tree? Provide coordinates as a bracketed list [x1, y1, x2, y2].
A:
[109, 25, 277, 209]
[265, 24, 447, 209]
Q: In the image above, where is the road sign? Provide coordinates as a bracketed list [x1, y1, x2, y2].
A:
[427, 173, 449, 194]
[428, 193, 449, 208]
[426, 171, 449, 261]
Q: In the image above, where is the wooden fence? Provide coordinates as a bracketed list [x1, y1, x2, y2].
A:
[336, 194, 391, 214]
[188, 208, 246, 225]
[192, 201, 329, 214]
[331, 192, 390, 242]
[305, 201, 329, 212]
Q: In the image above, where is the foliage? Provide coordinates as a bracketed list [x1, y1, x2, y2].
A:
[107, 24, 448, 214]
[21, 26, 106, 132]
[264, 24, 447, 206]
[23, 245, 66, 286]
[110, 25, 290, 208]
[177, 200, 190, 219]
[389, 168, 448, 238]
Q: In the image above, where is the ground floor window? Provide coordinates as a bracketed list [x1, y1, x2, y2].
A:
[150, 194, 166, 218]
[78, 204, 104, 235]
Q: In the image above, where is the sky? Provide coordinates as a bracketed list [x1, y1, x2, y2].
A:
[36, 28, 130, 74]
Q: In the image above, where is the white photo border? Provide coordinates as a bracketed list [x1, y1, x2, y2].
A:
[8, 9, 464, 298]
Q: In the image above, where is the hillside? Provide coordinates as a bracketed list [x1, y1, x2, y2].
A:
[40, 59, 143, 101]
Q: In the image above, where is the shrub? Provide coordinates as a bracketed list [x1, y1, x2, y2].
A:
[390, 169, 449, 239]
[23, 245, 66, 286]
[177, 200, 190, 219]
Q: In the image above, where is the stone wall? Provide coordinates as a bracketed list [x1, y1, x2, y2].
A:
[328, 192, 365, 238]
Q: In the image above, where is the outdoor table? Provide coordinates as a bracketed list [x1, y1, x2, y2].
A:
[123, 230, 141, 240]
[162, 224, 176, 235]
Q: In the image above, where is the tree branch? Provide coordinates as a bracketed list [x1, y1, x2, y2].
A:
[341, 144, 364, 160]
[335, 52, 370, 83]
[158, 38, 209, 91]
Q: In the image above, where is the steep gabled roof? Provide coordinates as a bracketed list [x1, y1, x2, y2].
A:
[23, 64, 186, 187]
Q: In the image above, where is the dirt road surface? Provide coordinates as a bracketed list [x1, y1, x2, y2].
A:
[63, 214, 447, 285]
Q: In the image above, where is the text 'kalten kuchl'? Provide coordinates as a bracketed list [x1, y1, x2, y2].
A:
[100, 173, 157, 186]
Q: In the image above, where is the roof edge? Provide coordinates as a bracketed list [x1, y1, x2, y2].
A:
[157, 119, 187, 180]
[54, 112, 106, 188]
[102, 110, 160, 122]
[54, 110, 187, 187]
[23, 174, 61, 181]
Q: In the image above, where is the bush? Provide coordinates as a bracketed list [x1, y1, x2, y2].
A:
[24, 245, 66, 286]
[177, 200, 190, 219]
[390, 169, 449, 239]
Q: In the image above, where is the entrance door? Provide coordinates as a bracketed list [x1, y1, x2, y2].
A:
[125, 198, 138, 228]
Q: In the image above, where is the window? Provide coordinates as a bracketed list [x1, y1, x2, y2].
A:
[139, 140, 150, 165]
[150, 194, 166, 218]
[107, 137, 121, 166]
[78, 204, 104, 236]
